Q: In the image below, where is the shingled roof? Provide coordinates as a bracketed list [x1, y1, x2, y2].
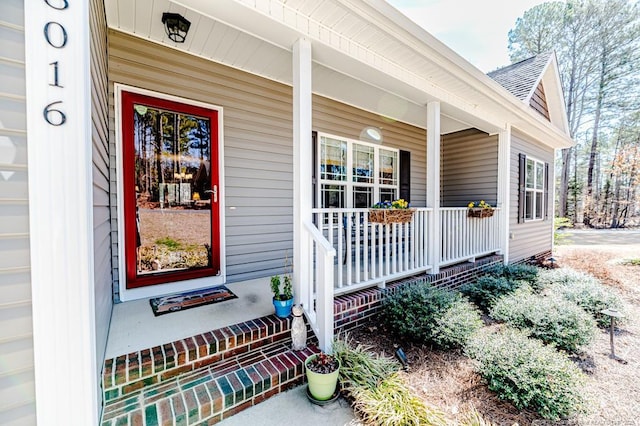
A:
[487, 52, 553, 101]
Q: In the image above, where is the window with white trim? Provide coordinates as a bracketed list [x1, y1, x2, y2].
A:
[317, 133, 398, 208]
[524, 157, 545, 221]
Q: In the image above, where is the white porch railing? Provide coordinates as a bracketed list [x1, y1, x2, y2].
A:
[439, 207, 502, 266]
[303, 207, 502, 352]
[300, 221, 336, 352]
[312, 208, 434, 295]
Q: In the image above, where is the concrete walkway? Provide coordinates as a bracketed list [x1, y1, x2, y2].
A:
[218, 385, 357, 425]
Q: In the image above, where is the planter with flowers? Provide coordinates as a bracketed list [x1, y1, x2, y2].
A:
[467, 200, 494, 218]
[369, 199, 415, 224]
[305, 352, 341, 401]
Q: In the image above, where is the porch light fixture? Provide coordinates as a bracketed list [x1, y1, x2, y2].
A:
[162, 12, 191, 43]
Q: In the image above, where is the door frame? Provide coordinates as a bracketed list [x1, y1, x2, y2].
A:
[114, 84, 226, 301]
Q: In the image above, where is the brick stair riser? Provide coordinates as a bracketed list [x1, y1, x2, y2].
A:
[102, 315, 302, 403]
[102, 344, 319, 426]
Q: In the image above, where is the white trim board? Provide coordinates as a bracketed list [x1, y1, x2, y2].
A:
[24, 1, 99, 424]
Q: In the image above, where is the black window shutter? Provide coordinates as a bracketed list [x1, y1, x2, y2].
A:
[399, 150, 411, 203]
[518, 153, 526, 223]
[544, 162, 549, 220]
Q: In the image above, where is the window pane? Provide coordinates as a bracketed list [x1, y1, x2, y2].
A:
[536, 162, 544, 190]
[525, 190, 534, 220]
[379, 149, 397, 185]
[321, 184, 345, 208]
[353, 186, 373, 208]
[133, 105, 212, 276]
[353, 144, 374, 183]
[379, 188, 396, 203]
[526, 159, 535, 189]
[535, 192, 544, 219]
[320, 137, 346, 181]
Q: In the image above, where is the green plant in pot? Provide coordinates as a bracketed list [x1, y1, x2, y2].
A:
[305, 352, 341, 401]
[270, 274, 293, 318]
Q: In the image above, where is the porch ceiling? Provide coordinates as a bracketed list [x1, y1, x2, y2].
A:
[104, 0, 495, 134]
[104, 0, 573, 146]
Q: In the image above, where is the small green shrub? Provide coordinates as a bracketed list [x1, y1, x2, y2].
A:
[383, 284, 481, 348]
[431, 298, 484, 349]
[490, 287, 596, 352]
[466, 328, 585, 420]
[537, 268, 625, 327]
[383, 283, 457, 343]
[459, 276, 520, 312]
[350, 373, 447, 426]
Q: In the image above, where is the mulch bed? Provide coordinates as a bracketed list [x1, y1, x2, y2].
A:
[345, 244, 640, 425]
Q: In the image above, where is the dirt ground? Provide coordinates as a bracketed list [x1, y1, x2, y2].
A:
[351, 241, 640, 425]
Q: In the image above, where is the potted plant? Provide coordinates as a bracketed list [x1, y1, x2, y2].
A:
[270, 274, 293, 318]
[305, 352, 341, 401]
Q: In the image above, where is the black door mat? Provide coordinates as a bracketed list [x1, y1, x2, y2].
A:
[149, 285, 237, 316]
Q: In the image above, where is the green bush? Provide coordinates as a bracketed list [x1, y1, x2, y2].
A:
[383, 284, 482, 348]
[537, 268, 625, 327]
[383, 283, 456, 343]
[431, 297, 484, 349]
[459, 276, 520, 312]
[487, 263, 539, 282]
[465, 328, 586, 420]
[490, 287, 596, 352]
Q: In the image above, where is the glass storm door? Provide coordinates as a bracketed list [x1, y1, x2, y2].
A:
[121, 91, 220, 288]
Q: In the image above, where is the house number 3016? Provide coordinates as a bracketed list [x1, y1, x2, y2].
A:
[43, 0, 69, 126]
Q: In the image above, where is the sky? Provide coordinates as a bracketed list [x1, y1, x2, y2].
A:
[386, 0, 548, 72]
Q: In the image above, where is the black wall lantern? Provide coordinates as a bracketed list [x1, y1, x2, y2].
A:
[162, 12, 191, 43]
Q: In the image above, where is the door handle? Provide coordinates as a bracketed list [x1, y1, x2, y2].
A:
[213, 185, 218, 203]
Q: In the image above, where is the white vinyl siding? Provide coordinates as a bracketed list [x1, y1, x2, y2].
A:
[0, 0, 36, 424]
[509, 130, 554, 262]
[90, 0, 113, 409]
[441, 129, 498, 207]
[108, 30, 294, 284]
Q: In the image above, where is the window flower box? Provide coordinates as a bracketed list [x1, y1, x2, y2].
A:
[467, 200, 494, 218]
[467, 208, 494, 218]
[369, 199, 415, 224]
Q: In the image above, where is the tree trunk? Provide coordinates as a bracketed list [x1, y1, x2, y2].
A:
[557, 147, 573, 218]
[584, 53, 607, 226]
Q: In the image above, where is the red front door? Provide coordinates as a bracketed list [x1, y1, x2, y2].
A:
[121, 91, 220, 288]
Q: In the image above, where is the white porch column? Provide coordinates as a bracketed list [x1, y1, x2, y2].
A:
[25, 1, 98, 424]
[497, 125, 512, 263]
[293, 38, 312, 305]
[426, 101, 441, 273]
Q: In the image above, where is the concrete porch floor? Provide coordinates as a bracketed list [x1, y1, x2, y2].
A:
[105, 277, 274, 358]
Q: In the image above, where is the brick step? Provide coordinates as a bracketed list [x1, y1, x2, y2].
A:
[102, 315, 298, 404]
[101, 339, 319, 425]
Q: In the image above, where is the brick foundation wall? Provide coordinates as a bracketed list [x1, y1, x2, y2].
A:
[334, 254, 504, 332]
[333, 251, 555, 331]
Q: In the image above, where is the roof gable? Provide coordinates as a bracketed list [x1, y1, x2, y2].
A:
[487, 52, 569, 135]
